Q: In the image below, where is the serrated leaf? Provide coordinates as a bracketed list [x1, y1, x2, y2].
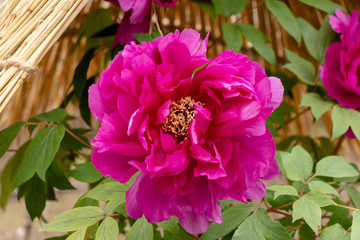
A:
[281, 146, 313, 182]
[15, 125, 65, 186]
[24, 174, 47, 220]
[126, 216, 153, 240]
[46, 161, 75, 190]
[238, 23, 277, 66]
[283, 49, 315, 85]
[211, 0, 248, 17]
[233, 208, 293, 240]
[190, 0, 216, 21]
[95, 217, 119, 240]
[308, 180, 339, 197]
[315, 156, 359, 179]
[34, 109, 67, 123]
[66, 228, 87, 240]
[300, 93, 333, 120]
[265, 0, 301, 45]
[302, 191, 336, 207]
[0, 121, 25, 158]
[331, 105, 360, 140]
[298, 0, 344, 13]
[69, 162, 103, 183]
[293, 198, 321, 234]
[351, 210, 360, 240]
[83, 181, 127, 202]
[158, 217, 180, 236]
[319, 224, 350, 240]
[342, 185, 360, 209]
[267, 185, 299, 199]
[41, 206, 104, 232]
[221, 23, 243, 52]
[200, 203, 254, 240]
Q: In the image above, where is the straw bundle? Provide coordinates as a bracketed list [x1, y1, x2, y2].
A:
[0, 0, 89, 114]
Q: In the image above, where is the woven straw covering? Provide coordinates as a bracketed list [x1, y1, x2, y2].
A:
[0, 0, 359, 159]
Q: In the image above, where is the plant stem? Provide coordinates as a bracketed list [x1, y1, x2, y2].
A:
[276, 108, 310, 131]
[267, 200, 295, 212]
[63, 127, 93, 149]
[336, 204, 358, 211]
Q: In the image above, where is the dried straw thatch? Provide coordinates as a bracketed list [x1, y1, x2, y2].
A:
[0, 0, 359, 159]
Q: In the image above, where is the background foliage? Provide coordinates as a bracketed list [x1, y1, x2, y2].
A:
[1, 0, 360, 239]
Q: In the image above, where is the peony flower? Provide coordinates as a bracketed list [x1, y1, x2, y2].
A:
[107, 0, 177, 46]
[89, 29, 283, 234]
[321, 9, 360, 138]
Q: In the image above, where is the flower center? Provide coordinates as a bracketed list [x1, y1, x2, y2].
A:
[162, 97, 199, 139]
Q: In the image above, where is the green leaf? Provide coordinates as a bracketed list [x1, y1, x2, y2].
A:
[238, 23, 277, 66]
[158, 217, 180, 236]
[66, 228, 87, 240]
[24, 174, 47, 220]
[41, 206, 104, 232]
[292, 198, 321, 234]
[211, 0, 248, 17]
[331, 105, 360, 140]
[351, 210, 360, 240]
[221, 23, 243, 52]
[317, 16, 338, 63]
[298, 18, 322, 61]
[191, 0, 216, 21]
[282, 146, 313, 182]
[342, 185, 360, 209]
[308, 180, 339, 197]
[319, 224, 350, 240]
[73, 48, 96, 126]
[0, 142, 27, 208]
[302, 191, 336, 207]
[133, 33, 154, 43]
[46, 161, 75, 190]
[283, 49, 316, 85]
[300, 93, 333, 120]
[60, 128, 91, 150]
[95, 217, 119, 240]
[233, 208, 293, 240]
[80, 76, 96, 128]
[315, 156, 359, 179]
[69, 162, 103, 183]
[267, 185, 299, 199]
[265, 0, 301, 45]
[126, 216, 153, 240]
[34, 109, 67, 123]
[15, 125, 65, 186]
[0, 121, 25, 159]
[299, 224, 315, 240]
[83, 181, 127, 202]
[76, 8, 113, 50]
[200, 203, 254, 240]
[298, 0, 344, 13]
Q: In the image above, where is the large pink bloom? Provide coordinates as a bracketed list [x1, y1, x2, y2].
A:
[321, 9, 360, 138]
[107, 0, 177, 46]
[89, 29, 283, 234]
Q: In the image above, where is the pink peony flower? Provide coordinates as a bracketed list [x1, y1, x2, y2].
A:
[89, 29, 283, 234]
[107, 0, 178, 46]
[321, 9, 360, 138]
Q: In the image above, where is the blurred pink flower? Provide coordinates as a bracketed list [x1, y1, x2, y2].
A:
[321, 9, 360, 138]
[107, 0, 177, 46]
[89, 29, 283, 234]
